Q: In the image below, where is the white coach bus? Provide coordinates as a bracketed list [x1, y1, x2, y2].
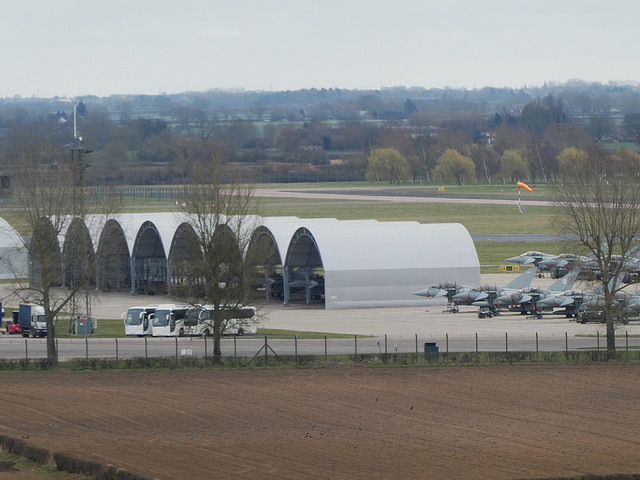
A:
[122, 305, 158, 336]
[185, 305, 257, 337]
[151, 304, 190, 337]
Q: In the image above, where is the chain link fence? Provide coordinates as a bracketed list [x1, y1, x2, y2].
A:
[1, 331, 639, 368]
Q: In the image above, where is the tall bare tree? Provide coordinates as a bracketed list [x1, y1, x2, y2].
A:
[551, 147, 640, 358]
[176, 151, 270, 356]
[8, 141, 121, 364]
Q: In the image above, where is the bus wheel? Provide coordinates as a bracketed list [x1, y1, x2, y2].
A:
[237, 328, 245, 336]
[179, 328, 185, 337]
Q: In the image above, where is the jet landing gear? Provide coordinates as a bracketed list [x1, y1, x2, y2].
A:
[443, 303, 460, 313]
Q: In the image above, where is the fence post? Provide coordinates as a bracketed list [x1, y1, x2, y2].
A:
[234, 336, 237, 362]
[354, 336, 358, 357]
[115, 338, 119, 363]
[505, 332, 508, 354]
[264, 336, 268, 364]
[565, 332, 568, 356]
[536, 332, 539, 362]
[204, 337, 207, 364]
[446, 333, 449, 354]
[85, 338, 89, 360]
[25, 339, 28, 363]
[597, 332, 600, 351]
[475, 332, 478, 356]
[324, 335, 327, 364]
[415, 334, 418, 355]
[175, 337, 178, 362]
[144, 337, 148, 367]
[626, 331, 629, 362]
[295, 336, 298, 367]
[384, 334, 387, 355]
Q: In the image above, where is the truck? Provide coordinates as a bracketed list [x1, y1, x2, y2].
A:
[18, 303, 47, 338]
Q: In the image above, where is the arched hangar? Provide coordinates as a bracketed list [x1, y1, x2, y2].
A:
[19, 214, 479, 310]
[283, 221, 479, 309]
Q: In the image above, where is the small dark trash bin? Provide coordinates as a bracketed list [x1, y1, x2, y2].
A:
[424, 342, 439, 354]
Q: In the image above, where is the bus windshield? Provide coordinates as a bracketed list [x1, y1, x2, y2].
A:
[125, 308, 144, 326]
[153, 310, 170, 327]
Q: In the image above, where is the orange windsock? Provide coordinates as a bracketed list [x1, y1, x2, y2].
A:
[517, 181, 533, 192]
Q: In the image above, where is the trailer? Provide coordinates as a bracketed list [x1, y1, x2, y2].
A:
[18, 303, 47, 338]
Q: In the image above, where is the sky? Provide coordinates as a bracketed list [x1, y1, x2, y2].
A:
[1, 0, 638, 99]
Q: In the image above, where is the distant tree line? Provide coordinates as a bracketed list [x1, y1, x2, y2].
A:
[1, 81, 640, 186]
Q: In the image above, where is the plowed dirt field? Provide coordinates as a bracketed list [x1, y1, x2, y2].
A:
[1, 365, 640, 479]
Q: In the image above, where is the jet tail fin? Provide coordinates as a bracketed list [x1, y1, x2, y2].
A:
[550, 268, 581, 292]
[506, 266, 538, 290]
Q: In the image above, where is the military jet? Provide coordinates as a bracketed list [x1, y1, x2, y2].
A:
[537, 253, 597, 270]
[505, 251, 555, 267]
[413, 281, 464, 300]
[414, 280, 487, 313]
[493, 269, 581, 317]
[451, 266, 538, 307]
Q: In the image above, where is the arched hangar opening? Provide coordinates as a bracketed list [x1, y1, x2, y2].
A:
[131, 221, 168, 295]
[247, 225, 284, 301]
[96, 219, 131, 292]
[168, 222, 201, 295]
[28, 217, 61, 288]
[61, 218, 96, 288]
[283, 227, 325, 306]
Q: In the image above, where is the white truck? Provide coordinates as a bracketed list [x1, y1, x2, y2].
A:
[18, 303, 47, 338]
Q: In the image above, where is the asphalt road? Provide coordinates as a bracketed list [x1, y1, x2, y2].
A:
[2, 274, 639, 361]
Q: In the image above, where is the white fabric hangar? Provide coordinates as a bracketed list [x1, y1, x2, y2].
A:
[16, 214, 479, 310]
[0, 217, 27, 280]
[283, 221, 479, 309]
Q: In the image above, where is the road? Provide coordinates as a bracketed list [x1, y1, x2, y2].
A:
[2, 273, 638, 361]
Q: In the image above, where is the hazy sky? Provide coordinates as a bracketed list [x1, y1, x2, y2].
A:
[1, 0, 638, 98]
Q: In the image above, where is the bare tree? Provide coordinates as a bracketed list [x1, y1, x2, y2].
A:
[175, 151, 270, 357]
[8, 141, 121, 364]
[551, 147, 640, 358]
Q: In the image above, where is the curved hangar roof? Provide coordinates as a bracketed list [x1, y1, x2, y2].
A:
[23, 214, 479, 310]
[283, 221, 479, 309]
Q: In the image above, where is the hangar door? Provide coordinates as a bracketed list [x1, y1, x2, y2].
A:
[283, 228, 325, 305]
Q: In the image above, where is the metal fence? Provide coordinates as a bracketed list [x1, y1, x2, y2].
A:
[1, 332, 639, 367]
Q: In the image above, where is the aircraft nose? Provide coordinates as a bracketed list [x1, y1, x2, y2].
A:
[451, 292, 468, 302]
[505, 256, 523, 264]
[413, 288, 432, 298]
[494, 294, 512, 305]
[536, 297, 556, 307]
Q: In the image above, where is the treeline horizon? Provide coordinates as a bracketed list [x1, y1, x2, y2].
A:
[1, 80, 640, 186]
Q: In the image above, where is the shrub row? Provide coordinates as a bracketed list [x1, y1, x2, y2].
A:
[53, 452, 152, 479]
[0, 435, 50, 463]
[0, 435, 151, 479]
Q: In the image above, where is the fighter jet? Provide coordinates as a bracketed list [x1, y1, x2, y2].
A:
[413, 281, 464, 300]
[505, 251, 555, 267]
[413, 281, 472, 313]
[493, 269, 581, 317]
[451, 266, 538, 306]
[537, 253, 597, 270]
